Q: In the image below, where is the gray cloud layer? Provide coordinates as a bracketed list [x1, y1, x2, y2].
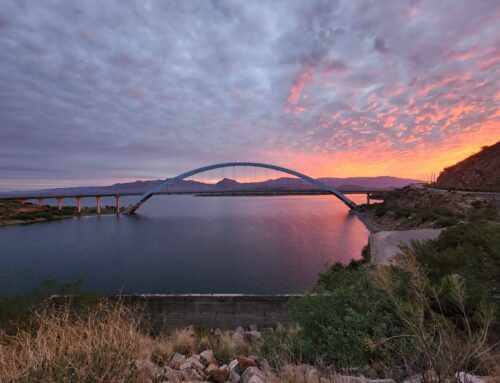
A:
[0, 0, 499, 189]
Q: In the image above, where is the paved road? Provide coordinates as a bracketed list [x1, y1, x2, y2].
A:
[369, 186, 499, 264]
[370, 228, 444, 264]
[417, 184, 500, 202]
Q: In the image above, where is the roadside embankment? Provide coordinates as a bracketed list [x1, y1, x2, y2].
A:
[357, 186, 499, 231]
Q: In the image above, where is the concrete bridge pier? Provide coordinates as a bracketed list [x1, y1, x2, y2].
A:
[76, 197, 82, 213]
[115, 195, 120, 213]
[37, 197, 44, 207]
[57, 197, 63, 210]
[96, 196, 101, 214]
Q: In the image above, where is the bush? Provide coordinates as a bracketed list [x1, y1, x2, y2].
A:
[260, 326, 306, 366]
[410, 221, 500, 306]
[290, 262, 409, 371]
[291, 222, 500, 378]
[374, 249, 499, 380]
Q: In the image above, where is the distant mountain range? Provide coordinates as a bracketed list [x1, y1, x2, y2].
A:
[1, 176, 423, 197]
[436, 141, 500, 192]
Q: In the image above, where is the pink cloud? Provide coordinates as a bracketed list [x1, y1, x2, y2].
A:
[287, 66, 314, 104]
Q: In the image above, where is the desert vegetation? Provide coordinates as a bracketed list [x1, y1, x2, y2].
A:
[289, 221, 500, 381]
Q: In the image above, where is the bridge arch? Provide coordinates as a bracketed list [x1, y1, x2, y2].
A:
[124, 162, 357, 214]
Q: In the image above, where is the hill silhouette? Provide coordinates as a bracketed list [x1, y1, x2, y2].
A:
[436, 141, 500, 192]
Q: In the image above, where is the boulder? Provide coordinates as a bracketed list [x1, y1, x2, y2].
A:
[179, 356, 205, 374]
[256, 357, 271, 372]
[334, 376, 395, 383]
[200, 349, 217, 367]
[247, 376, 266, 383]
[248, 324, 259, 331]
[244, 330, 262, 342]
[234, 326, 245, 335]
[213, 328, 223, 337]
[228, 358, 240, 374]
[163, 366, 182, 382]
[237, 355, 257, 372]
[241, 366, 267, 383]
[205, 363, 218, 374]
[209, 365, 230, 383]
[456, 372, 493, 383]
[232, 331, 245, 343]
[168, 352, 186, 369]
[181, 367, 205, 381]
[229, 368, 241, 383]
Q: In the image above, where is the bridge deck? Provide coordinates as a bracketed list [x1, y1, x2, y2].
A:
[0, 189, 377, 200]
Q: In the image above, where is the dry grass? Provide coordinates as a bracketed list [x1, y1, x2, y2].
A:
[0, 302, 157, 382]
[0, 302, 259, 382]
[170, 327, 196, 355]
[209, 331, 257, 364]
[1, 298, 496, 382]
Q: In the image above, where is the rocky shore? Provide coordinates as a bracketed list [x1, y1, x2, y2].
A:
[135, 324, 493, 383]
[136, 324, 392, 383]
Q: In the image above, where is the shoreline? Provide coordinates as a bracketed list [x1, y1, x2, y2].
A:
[0, 199, 119, 227]
[0, 211, 118, 227]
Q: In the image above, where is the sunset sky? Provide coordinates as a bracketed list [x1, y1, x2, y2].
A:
[0, 0, 499, 190]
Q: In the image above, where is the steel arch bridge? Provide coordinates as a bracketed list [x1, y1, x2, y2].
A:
[124, 162, 357, 214]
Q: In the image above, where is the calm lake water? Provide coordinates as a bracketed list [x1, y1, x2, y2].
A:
[0, 195, 369, 296]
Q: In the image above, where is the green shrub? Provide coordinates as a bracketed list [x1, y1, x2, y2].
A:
[410, 221, 500, 305]
[468, 201, 498, 221]
[432, 216, 459, 227]
[374, 249, 499, 379]
[260, 326, 306, 366]
[290, 262, 409, 370]
[291, 222, 500, 377]
[393, 207, 412, 219]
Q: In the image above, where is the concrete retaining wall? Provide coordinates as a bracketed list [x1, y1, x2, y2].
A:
[50, 294, 296, 333]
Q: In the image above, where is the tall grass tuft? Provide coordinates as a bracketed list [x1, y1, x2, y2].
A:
[0, 302, 156, 382]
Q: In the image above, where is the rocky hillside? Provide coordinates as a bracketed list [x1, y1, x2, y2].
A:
[359, 186, 499, 230]
[436, 141, 500, 192]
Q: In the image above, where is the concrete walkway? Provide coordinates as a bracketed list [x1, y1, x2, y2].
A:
[370, 228, 443, 264]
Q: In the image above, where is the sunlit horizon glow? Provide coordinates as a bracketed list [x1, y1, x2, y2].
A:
[0, 1, 499, 191]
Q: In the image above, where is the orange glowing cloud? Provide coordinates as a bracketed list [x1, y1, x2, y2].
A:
[263, 120, 499, 181]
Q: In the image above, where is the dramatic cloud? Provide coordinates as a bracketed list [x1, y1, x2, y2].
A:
[0, 0, 498, 189]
